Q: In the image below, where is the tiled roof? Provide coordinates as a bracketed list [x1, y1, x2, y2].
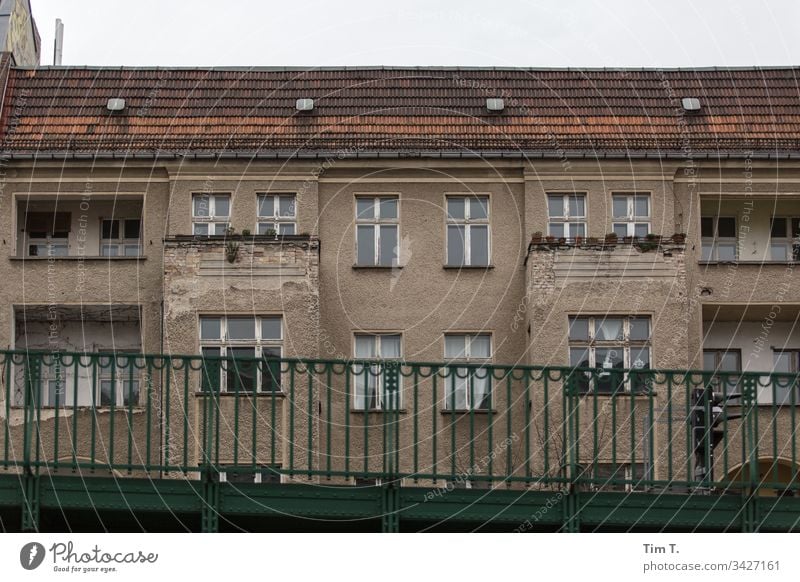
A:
[1, 66, 799, 155]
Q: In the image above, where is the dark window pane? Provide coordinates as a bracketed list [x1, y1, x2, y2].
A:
[771, 217, 787, 238]
[101, 220, 119, 240]
[261, 347, 281, 392]
[379, 198, 398, 219]
[379, 225, 398, 266]
[547, 195, 564, 218]
[200, 317, 221, 340]
[549, 223, 565, 238]
[568, 318, 589, 341]
[569, 347, 591, 392]
[123, 381, 140, 406]
[356, 198, 374, 219]
[261, 317, 282, 340]
[279, 196, 295, 217]
[214, 196, 230, 218]
[100, 380, 114, 406]
[469, 225, 489, 265]
[447, 225, 465, 265]
[124, 219, 141, 239]
[612, 196, 628, 219]
[201, 347, 221, 392]
[357, 225, 375, 265]
[258, 195, 275, 217]
[595, 348, 624, 394]
[717, 217, 736, 238]
[634, 196, 649, 218]
[227, 347, 256, 392]
[193, 195, 210, 217]
[568, 195, 585, 218]
[447, 197, 465, 220]
[470, 197, 488, 220]
[279, 223, 295, 235]
[227, 317, 255, 340]
[792, 219, 800, 239]
[630, 317, 650, 341]
[700, 217, 713, 237]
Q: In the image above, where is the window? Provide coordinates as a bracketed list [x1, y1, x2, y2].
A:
[257, 194, 296, 235]
[591, 463, 646, 492]
[772, 350, 800, 404]
[199, 315, 283, 393]
[769, 217, 800, 262]
[353, 334, 402, 410]
[701, 216, 737, 261]
[99, 353, 141, 407]
[25, 211, 70, 256]
[612, 193, 650, 238]
[547, 194, 586, 239]
[216, 464, 282, 484]
[703, 349, 741, 397]
[355, 197, 399, 266]
[192, 194, 230, 236]
[100, 219, 142, 256]
[568, 315, 652, 393]
[446, 196, 490, 266]
[443, 333, 492, 410]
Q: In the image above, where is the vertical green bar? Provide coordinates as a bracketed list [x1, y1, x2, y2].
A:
[543, 374, 549, 480]
[686, 375, 693, 484]
[233, 361, 240, 467]
[648, 373, 654, 487]
[629, 373, 635, 487]
[289, 365, 295, 474]
[524, 371, 530, 479]
[792, 376, 798, 489]
[214, 373, 220, 472]
[666, 374, 673, 482]
[72, 358, 80, 471]
[506, 373, 512, 482]
[487, 369, 493, 483]
[90, 358, 97, 469]
[771, 377, 778, 485]
[326, 366, 332, 478]
[413, 368, 418, 481]
[164, 362, 171, 471]
[3, 354, 10, 467]
[109, 356, 116, 469]
[449, 370, 456, 480]
[592, 376, 598, 482]
[145, 359, 153, 471]
[34, 356, 42, 471]
[307, 364, 313, 478]
[53, 358, 61, 470]
[254, 371, 260, 472]
[182, 359, 189, 472]
[127, 357, 135, 473]
[431, 370, 438, 480]
[468, 369, 475, 475]
[344, 364, 350, 477]
[363, 365, 369, 476]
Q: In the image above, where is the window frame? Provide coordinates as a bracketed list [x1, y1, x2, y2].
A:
[25, 211, 71, 257]
[700, 215, 738, 262]
[769, 216, 800, 262]
[590, 462, 646, 492]
[702, 348, 742, 398]
[443, 333, 493, 410]
[611, 192, 651, 238]
[771, 349, 800, 405]
[352, 332, 403, 410]
[546, 193, 587, 240]
[100, 218, 142, 257]
[98, 351, 142, 407]
[445, 194, 491, 267]
[568, 315, 652, 394]
[199, 315, 284, 394]
[354, 195, 400, 267]
[192, 193, 231, 236]
[257, 193, 297, 236]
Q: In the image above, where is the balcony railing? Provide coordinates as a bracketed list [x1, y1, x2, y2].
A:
[0, 350, 798, 495]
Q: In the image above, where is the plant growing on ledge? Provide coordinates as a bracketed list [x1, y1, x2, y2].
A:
[265, 228, 278, 239]
[531, 231, 543, 244]
[604, 232, 618, 244]
[242, 228, 251, 237]
[225, 227, 240, 263]
[672, 233, 686, 244]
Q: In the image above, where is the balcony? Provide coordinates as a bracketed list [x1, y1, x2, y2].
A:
[1, 349, 799, 531]
[14, 195, 144, 259]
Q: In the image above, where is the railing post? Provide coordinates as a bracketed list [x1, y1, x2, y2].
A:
[21, 354, 41, 532]
[741, 374, 760, 532]
[383, 362, 400, 479]
[563, 371, 581, 533]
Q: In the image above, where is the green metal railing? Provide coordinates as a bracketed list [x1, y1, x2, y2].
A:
[1, 349, 798, 495]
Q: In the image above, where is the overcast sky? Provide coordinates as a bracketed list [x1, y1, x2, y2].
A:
[30, 0, 800, 68]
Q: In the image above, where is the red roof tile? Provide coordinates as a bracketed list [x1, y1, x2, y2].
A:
[1, 66, 799, 155]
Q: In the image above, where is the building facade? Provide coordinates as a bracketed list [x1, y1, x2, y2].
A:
[0, 63, 799, 530]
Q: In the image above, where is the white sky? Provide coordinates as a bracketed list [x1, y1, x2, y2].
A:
[30, 0, 800, 67]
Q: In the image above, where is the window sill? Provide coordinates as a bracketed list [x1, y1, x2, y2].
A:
[350, 408, 408, 414]
[11, 405, 146, 411]
[352, 265, 403, 270]
[440, 409, 497, 415]
[698, 260, 797, 266]
[443, 264, 495, 270]
[194, 391, 286, 397]
[10, 256, 146, 261]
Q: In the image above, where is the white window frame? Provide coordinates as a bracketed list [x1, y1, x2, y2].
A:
[199, 315, 283, 393]
[547, 193, 586, 239]
[701, 215, 737, 261]
[100, 218, 142, 257]
[217, 464, 283, 484]
[25, 211, 71, 257]
[611, 193, 651, 238]
[769, 216, 800, 262]
[98, 351, 142, 407]
[568, 315, 652, 394]
[355, 196, 399, 266]
[192, 193, 231, 236]
[352, 333, 403, 410]
[591, 462, 646, 492]
[257, 193, 297, 235]
[771, 349, 800, 405]
[443, 333, 493, 410]
[445, 195, 491, 266]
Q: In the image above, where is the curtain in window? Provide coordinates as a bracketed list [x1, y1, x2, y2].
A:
[596, 318, 623, 341]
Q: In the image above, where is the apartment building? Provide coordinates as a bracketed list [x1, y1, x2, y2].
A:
[0, 59, 799, 531]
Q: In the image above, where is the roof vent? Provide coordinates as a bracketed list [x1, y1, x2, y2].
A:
[681, 97, 701, 112]
[106, 98, 126, 112]
[486, 98, 505, 112]
[296, 98, 314, 112]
